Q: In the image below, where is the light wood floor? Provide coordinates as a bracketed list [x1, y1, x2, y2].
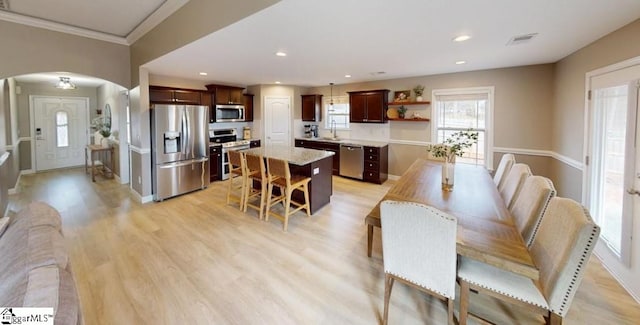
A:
[8, 168, 640, 324]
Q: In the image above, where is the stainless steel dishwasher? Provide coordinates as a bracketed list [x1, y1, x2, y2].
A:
[340, 144, 364, 179]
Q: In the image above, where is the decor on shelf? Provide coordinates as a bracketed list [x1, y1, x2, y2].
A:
[397, 105, 407, 119]
[413, 85, 425, 101]
[393, 90, 410, 102]
[426, 129, 478, 191]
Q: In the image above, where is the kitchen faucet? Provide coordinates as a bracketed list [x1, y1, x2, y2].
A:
[331, 120, 337, 139]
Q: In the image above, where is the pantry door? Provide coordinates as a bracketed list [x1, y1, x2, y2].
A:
[32, 96, 89, 171]
[264, 96, 291, 146]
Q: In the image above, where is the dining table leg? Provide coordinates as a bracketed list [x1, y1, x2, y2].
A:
[367, 224, 374, 257]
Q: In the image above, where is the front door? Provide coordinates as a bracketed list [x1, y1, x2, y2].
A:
[264, 96, 291, 146]
[586, 63, 640, 298]
[33, 96, 88, 171]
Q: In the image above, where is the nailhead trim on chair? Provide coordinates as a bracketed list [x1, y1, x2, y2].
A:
[526, 177, 556, 247]
[461, 276, 549, 310]
[552, 206, 598, 316]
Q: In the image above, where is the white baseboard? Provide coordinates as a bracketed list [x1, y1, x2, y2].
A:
[130, 187, 153, 204]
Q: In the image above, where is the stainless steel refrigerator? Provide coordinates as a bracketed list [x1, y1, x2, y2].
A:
[151, 104, 210, 201]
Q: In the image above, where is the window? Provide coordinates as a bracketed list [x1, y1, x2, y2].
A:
[55, 111, 69, 147]
[324, 96, 350, 130]
[432, 87, 494, 168]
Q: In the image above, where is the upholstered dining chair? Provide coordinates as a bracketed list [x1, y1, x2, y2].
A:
[509, 175, 556, 247]
[265, 157, 311, 232]
[226, 150, 246, 209]
[380, 200, 457, 325]
[244, 153, 268, 220]
[457, 197, 600, 325]
[493, 153, 515, 190]
[499, 163, 532, 209]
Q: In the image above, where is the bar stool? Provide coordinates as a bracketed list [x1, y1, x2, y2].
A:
[265, 157, 311, 232]
[226, 150, 246, 209]
[244, 153, 268, 220]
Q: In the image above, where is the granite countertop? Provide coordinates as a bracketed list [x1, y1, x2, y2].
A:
[295, 137, 388, 148]
[208, 142, 222, 147]
[243, 145, 334, 166]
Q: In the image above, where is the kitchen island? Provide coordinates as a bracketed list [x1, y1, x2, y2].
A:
[242, 145, 334, 214]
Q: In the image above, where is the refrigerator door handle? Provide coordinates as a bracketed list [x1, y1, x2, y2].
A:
[185, 108, 193, 159]
[158, 157, 208, 169]
[181, 109, 188, 156]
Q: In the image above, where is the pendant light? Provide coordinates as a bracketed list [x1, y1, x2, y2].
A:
[329, 82, 335, 112]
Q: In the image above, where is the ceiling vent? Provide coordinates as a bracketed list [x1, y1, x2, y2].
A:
[507, 33, 538, 46]
[0, 0, 9, 11]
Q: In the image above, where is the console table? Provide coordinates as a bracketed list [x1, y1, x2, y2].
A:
[85, 145, 114, 182]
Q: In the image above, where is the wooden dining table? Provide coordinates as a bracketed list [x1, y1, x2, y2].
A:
[365, 158, 539, 280]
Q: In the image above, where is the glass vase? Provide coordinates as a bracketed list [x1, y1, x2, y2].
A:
[441, 160, 455, 191]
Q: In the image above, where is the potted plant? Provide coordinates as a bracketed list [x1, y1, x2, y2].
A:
[426, 129, 478, 191]
[397, 105, 407, 119]
[91, 116, 112, 147]
[413, 85, 425, 101]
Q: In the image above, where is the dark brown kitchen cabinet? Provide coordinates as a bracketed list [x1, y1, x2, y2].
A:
[209, 145, 222, 182]
[149, 86, 203, 105]
[301, 94, 322, 122]
[244, 94, 254, 121]
[206, 84, 245, 105]
[295, 139, 340, 175]
[363, 145, 388, 184]
[348, 89, 389, 123]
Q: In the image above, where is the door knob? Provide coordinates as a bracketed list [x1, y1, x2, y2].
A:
[627, 188, 640, 196]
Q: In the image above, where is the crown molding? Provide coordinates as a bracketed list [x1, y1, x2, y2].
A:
[0, 0, 188, 46]
[0, 10, 128, 45]
[126, 0, 189, 44]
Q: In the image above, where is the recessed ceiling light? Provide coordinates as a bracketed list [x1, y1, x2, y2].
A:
[455, 60, 466, 65]
[275, 51, 287, 57]
[453, 35, 471, 42]
[275, 81, 281, 84]
[199, 72, 208, 76]
[345, 74, 352, 78]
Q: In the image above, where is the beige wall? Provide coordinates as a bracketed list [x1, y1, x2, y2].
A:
[308, 64, 555, 150]
[130, 0, 280, 85]
[552, 19, 640, 200]
[307, 65, 555, 176]
[0, 20, 130, 88]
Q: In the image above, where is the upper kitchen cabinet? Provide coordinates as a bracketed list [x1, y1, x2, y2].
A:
[149, 86, 203, 105]
[206, 84, 245, 105]
[348, 89, 389, 123]
[243, 94, 254, 121]
[301, 94, 322, 122]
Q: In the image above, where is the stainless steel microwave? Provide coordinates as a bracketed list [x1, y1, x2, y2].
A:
[215, 104, 245, 122]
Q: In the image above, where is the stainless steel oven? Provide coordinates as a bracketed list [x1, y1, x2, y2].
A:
[209, 128, 251, 180]
[221, 141, 250, 180]
[215, 104, 245, 122]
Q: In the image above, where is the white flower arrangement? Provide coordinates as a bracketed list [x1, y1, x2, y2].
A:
[91, 116, 111, 138]
[426, 129, 478, 163]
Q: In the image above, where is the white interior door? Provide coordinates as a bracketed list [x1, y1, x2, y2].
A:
[33, 96, 88, 171]
[264, 96, 291, 145]
[585, 63, 640, 298]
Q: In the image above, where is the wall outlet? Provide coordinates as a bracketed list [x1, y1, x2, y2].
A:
[313, 167, 319, 175]
[138, 176, 142, 184]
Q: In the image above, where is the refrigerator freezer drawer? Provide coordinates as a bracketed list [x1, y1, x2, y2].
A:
[153, 158, 210, 201]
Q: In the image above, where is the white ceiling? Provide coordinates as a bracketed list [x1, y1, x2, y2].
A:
[144, 0, 640, 87]
[4, 0, 640, 88]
